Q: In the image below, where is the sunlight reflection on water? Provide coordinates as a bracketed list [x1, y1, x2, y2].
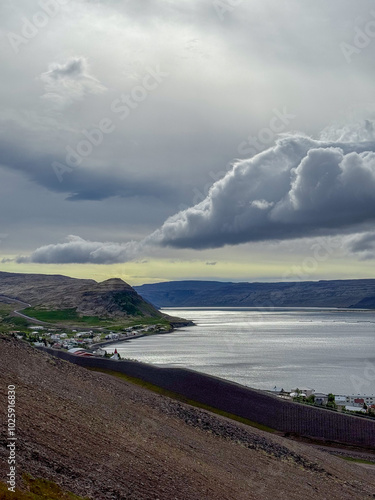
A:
[109, 308, 375, 394]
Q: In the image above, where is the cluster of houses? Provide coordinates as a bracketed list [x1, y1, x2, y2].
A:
[272, 386, 375, 415]
[334, 394, 375, 413]
[13, 322, 169, 355]
[103, 325, 164, 341]
[26, 327, 100, 350]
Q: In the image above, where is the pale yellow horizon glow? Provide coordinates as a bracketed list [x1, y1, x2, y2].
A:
[1, 254, 374, 286]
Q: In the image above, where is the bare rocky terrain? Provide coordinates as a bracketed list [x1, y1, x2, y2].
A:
[1, 335, 375, 500]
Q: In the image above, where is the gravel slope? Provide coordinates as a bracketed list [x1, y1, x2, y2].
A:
[1, 335, 374, 500]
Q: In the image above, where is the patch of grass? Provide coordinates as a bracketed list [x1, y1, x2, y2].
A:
[20, 307, 170, 330]
[2, 316, 30, 328]
[22, 308, 103, 325]
[112, 292, 142, 316]
[0, 474, 89, 499]
[0, 303, 15, 317]
[89, 367, 276, 434]
[23, 308, 80, 322]
[74, 315, 105, 326]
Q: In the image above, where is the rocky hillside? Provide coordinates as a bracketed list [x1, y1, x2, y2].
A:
[0, 272, 162, 320]
[1, 335, 375, 499]
[135, 279, 375, 308]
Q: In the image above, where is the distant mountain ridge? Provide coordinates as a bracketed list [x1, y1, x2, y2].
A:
[0, 271, 162, 320]
[135, 279, 375, 309]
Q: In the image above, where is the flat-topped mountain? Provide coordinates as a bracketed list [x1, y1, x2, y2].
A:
[0, 271, 161, 320]
[135, 279, 375, 309]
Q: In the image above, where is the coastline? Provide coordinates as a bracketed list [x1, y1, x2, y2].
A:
[3, 335, 375, 500]
[90, 319, 195, 351]
[99, 307, 375, 395]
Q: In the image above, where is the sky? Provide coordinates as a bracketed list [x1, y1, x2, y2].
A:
[1, 0, 375, 285]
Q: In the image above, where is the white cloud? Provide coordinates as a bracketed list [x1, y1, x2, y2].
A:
[16, 235, 141, 264]
[40, 57, 107, 109]
[4, 0, 375, 269]
[19, 123, 375, 264]
[152, 127, 375, 249]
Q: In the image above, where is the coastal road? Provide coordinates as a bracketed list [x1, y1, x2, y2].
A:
[0, 294, 49, 325]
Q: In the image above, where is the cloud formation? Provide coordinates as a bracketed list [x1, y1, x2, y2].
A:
[19, 125, 375, 264]
[16, 235, 140, 265]
[152, 132, 375, 249]
[345, 231, 375, 260]
[4, 0, 375, 271]
[40, 57, 107, 109]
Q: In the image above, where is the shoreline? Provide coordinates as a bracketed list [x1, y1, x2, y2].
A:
[93, 307, 375, 396]
[90, 320, 195, 351]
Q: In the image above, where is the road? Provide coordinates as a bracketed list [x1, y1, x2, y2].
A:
[0, 294, 48, 325]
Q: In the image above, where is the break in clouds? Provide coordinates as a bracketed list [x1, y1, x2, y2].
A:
[18, 125, 375, 264]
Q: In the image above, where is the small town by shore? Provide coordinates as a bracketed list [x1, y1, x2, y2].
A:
[8, 318, 188, 351]
[4, 307, 372, 424]
[268, 386, 375, 419]
[6, 318, 375, 420]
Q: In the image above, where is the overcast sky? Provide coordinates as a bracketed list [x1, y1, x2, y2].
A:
[1, 0, 375, 284]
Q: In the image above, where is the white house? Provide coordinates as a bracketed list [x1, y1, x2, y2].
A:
[110, 349, 120, 360]
[334, 395, 347, 406]
[345, 406, 367, 413]
[291, 387, 315, 397]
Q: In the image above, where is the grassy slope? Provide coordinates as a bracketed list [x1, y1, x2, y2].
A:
[0, 475, 89, 499]
[21, 307, 171, 328]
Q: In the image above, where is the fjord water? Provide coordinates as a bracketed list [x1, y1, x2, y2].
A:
[112, 308, 375, 395]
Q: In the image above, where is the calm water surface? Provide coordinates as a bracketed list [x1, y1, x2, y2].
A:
[110, 308, 375, 395]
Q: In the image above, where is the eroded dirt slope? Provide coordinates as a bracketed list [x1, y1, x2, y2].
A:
[0, 336, 374, 500]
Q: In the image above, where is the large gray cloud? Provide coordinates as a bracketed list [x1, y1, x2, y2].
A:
[18, 125, 375, 264]
[3, 0, 375, 264]
[152, 131, 375, 249]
